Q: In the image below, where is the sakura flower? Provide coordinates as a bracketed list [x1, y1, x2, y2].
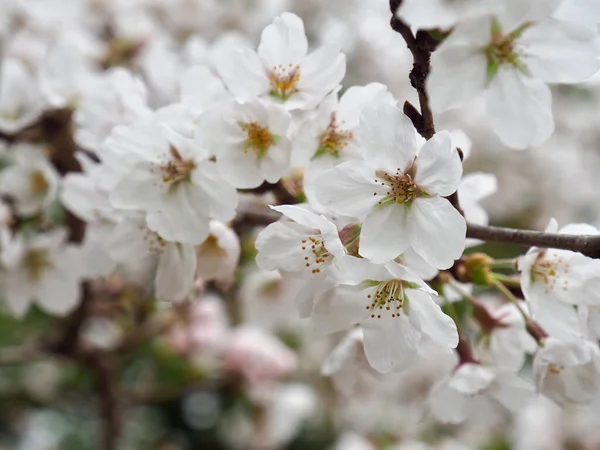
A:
[315, 103, 465, 269]
[222, 325, 298, 385]
[474, 302, 538, 371]
[168, 294, 230, 355]
[106, 216, 197, 302]
[74, 68, 152, 152]
[533, 337, 600, 406]
[152, 65, 231, 138]
[255, 204, 346, 317]
[198, 99, 292, 188]
[214, 12, 346, 110]
[292, 83, 395, 208]
[321, 327, 379, 395]
[0, 229, 83, 318]
[396, 0, 499, 30]
[458, 172, 497, 247]
[429, 363, 534, 423]
[0, 58, 45, 133]
[108, 124, 238, 244]
[427, 1, 600, 148]
[519, 219, 600, 340]
[195, 221, 240, 289]
[312, 258, 458, 373]
[0, 144, 59, 216]
[239, 269, 304, 332]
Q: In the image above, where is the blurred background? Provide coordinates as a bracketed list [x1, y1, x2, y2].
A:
[1, 0, 600, 449]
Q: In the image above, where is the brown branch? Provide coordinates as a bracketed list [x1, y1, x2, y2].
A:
[467, 223, 600, 258]
[390, 14, 438, 139]
[92, 356, 122, 450]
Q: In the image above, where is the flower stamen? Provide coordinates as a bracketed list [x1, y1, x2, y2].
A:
[269, 64, 301, 101]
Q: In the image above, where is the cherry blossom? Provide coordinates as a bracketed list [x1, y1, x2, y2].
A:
[0, 144, 59, 216]
[107, 123, 238, 244]
[427, 0, 600, 148]
[195, 220, 241, 289]
[255, 204, 346, 316]
[429, 363, 534, 423]
[312, 258, 458, 373]
[519, 219, 600, 340]
[0, 58, 45, 133]
[214, 12, 346, 110]
[315, 102, 466, 269]
[0, 229, 83, 317]
[198, 98, 292, 188]
[533, 337, 600, 405]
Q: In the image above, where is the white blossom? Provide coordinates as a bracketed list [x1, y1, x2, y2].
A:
[108, 124, 238, 244]
[214, 12, 346, 110]
[198, 99, 292, 188]
[0, 229, 83, 317]
[255, 204, 346, 317]
[0, 144, 59, 216]
[315, 103, 465, 269]
[196, 221, 241, 289]
[312, 258, 458, 373]
[428, 0, 600, 149]
[429, 363, 534, 423]
[533, 337, 600, 405]
[519, 219, 600, 340]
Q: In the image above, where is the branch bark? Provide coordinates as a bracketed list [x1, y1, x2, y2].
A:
[467, 223, 600, 258]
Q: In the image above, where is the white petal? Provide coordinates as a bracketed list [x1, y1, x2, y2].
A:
[313, 285, 370, 334]
[314, 161, 385, 219]
[486, 68, 554, 149]
[407, 289, 458, 349]
[109, 161, 167, 210]
[359, 203, 412, 263]
[520, 19, 600, 84]
[258, 12, 308, 67]
[362, 311, 421, 373]
[410, 197, 466, 270]
[429, 379, 472, 424]
[428, 23, 488, 113]
[193, 161, 238, 222]
[155, 243, 197, 302]
[214, 48, 269, 100]
[146, 186, 210, 245]
[415, 130, 462, 196]
[37, 264, 82, 317]
[359, 103, 417, 171]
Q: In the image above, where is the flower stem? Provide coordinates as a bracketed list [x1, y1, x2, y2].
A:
[490, 279, 547, 345]
[491, 273, 521, 287]
[485, 259, 518, 271]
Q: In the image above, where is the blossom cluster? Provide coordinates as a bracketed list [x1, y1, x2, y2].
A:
[2, 0, 600, 447]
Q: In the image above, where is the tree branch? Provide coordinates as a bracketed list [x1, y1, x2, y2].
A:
[467, 223, 600, 258]
[390, 14, 438, 139]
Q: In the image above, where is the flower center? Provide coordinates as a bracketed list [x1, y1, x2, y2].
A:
[531, 251, 571, 295]
[483, 19, 531, 79]
[548, 363, 564, 374]
[374, 169, 420, 206]
[138, 224, 168, 254]
[269, 64, 301, 101]
[23, 249, 52, 281]
[313, 113, 354, 159]
[240, 121, 275, 158]
[198, 234, 226, 257]
[365, 279, 406, 319]
[300, 235, 332, 274]
[160, 145, 196, 187]
[29, 170, 49, 195]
